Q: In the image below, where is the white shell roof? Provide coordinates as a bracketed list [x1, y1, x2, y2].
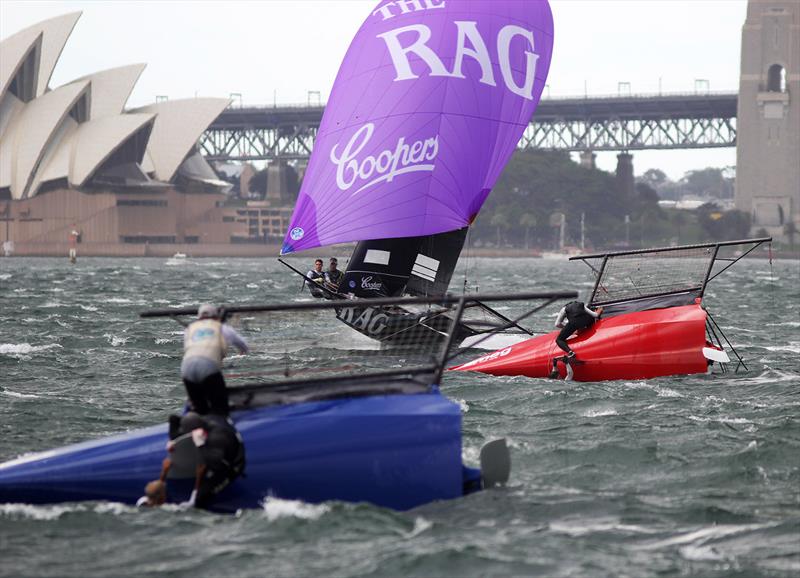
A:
[9, 80, 89, 198]
[0, 12, 81, 101]
[0, 28, 41, 102]
[1, 13, 228, 197]
[132, 98, 230, 182]
[68, 64, 146, 119]
[70, 113, 155, 187]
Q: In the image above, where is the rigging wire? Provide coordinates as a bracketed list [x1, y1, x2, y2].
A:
[462, 226, 471, 294]
[462, 226, 479, 294]
[768, 241, 776, 319]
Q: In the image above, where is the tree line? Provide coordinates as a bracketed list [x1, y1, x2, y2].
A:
[468, 150, 752, 250]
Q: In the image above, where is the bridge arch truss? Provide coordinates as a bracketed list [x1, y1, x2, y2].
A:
[200, 93, 737, 161]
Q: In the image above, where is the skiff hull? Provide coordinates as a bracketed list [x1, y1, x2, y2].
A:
[452, 304, 710, 381]
[0, 393, 474, 512]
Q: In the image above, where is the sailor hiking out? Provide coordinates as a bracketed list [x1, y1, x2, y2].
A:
[550, 300, 603, 379]
[306, 259, 325, 283]
[181, 304, 248, 416]
[305, 259, 326, 297]
[325, 257, 344, 289]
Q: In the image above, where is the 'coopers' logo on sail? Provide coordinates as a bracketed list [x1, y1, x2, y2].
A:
[330, 123, 438, 195]
[360, 275, 383, 291]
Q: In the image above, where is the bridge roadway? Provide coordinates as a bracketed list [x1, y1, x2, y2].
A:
[200, 92, 738, 162]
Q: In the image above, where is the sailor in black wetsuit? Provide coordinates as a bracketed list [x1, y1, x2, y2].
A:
[550, 301, 603, 378]
[178, 412, 245, 509]
[139, 412, 245, 510]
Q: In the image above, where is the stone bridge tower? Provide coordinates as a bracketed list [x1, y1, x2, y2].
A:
[736, 0, 800, 241]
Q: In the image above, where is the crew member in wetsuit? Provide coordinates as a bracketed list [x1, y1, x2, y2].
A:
[549, 301, 603, 378]
[138, 412, 245, 510]
[325, 257, 344, 290]
[305, 259, 326, 295]
[181, 304, 248, 416]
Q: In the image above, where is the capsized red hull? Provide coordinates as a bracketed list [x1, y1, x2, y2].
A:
[451, 304, 710, 381]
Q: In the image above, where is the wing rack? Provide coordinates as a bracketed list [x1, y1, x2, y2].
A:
[140, 291, 577, 408]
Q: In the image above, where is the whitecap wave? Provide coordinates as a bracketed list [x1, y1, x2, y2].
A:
[104, 334, 129, 347]
[582, 408, 618, 417]
[1, 389, 41, 399]
[402, 516, 433, 538]
[0, 343, 62, 356]
[764, 344, 800, 354]
[766, 321, 800, 328]
[0, 503, 77, 520]
[261, 497, 330, 521]
[640, 522, 775, 558]
[688, 415, 753, 425]
[550, 517, 657, 537]
[462, 445, 480, 465]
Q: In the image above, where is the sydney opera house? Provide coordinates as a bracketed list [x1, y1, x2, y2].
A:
[1, 12, 285, 256]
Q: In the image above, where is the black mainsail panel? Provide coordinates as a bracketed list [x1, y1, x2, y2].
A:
[340, 227, 469, 298]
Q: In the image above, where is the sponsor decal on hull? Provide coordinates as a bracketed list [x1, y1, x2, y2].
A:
[458, 346, 513, 369]
[337, 306, 390, 336]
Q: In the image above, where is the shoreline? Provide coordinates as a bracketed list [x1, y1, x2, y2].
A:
[2, 243, 798, 260]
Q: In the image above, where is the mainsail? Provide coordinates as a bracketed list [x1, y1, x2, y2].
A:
[340, 227, 468, 298]
[281, 0, 554, 255]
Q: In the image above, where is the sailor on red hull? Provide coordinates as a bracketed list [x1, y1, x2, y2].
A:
[452, 304, 711, 382]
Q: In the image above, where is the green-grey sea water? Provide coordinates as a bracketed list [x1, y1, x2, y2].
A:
[0, 256, 798, 577]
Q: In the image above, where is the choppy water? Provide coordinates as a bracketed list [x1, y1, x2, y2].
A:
[1, 256, 798, 577]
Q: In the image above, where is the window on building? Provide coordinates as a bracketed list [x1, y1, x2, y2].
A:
[120, 235, 176, 244]
[116, 199, 168, 207]
[767, 64, 786, 92]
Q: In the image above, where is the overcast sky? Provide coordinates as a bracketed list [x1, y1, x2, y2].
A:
[2, 0, 748, 180]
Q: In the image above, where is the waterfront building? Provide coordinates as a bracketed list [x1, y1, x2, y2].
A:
[0, 13, 289, 256]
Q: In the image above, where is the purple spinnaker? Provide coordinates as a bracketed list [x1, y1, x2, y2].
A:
[282, 0, 554, 254]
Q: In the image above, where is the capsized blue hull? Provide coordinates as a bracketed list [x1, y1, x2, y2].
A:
[0, 393, 478, 512]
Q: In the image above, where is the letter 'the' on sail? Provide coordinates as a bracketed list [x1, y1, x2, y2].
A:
[281, 0, 554, 255]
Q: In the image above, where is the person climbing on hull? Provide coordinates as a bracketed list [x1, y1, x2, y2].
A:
[549, 300, 603, 380]
[138, 412, 246, 510]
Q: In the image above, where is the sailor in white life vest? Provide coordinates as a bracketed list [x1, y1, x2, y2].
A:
[181, 304, 248, 416]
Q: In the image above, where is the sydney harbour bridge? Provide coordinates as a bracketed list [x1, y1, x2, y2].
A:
[199, 92, 738, 162]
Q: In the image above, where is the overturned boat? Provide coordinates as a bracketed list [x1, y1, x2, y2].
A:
[279, 0, 554, 345]
[0, 291, 574, 512]
[452, 238, 772, 382]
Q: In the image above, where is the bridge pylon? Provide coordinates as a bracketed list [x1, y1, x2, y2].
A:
[615, 152, 635, 200]
[579, 150, 597, 169]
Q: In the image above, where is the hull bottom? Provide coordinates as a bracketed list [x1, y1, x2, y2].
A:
[452, 305, 711, 382]
[0, 393, 469, 512]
